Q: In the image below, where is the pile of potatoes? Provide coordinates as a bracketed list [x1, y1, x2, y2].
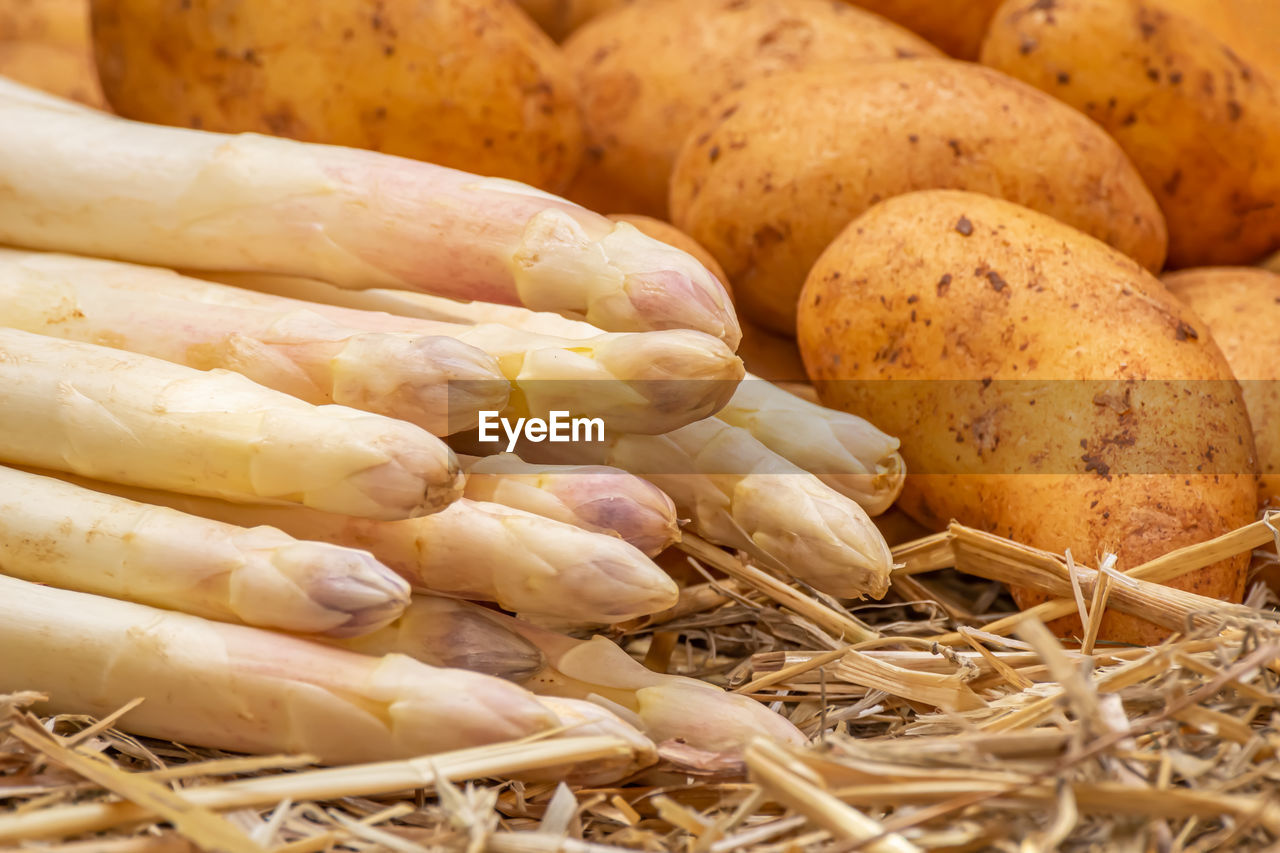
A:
[6, 0, 1280, 643]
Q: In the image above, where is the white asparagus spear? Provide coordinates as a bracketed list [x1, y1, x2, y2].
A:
[0, 78, 739, 346]
[203, 272, 743, 435]
[460, 453, 680, 556]
[346, 596, 808, 757]
[461, 419, 893, 599]
[0, 328, 462, 520]
[0, 249, 509, 435]
[220, 275, 905, 510]
[0, 465, 409, 637]
[38, 471, 680, 623]
[0, 575, 560, 765]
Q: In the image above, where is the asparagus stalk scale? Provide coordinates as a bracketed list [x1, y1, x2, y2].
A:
[332, 595, 546, 681]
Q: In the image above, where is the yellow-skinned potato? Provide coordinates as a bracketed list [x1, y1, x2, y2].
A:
[0, 0, 89, 46]
[0, 40, 105, 108]
[1166, 0, 1280, 79]
[561, 0, 940, 217]
[798, 190, 1257, 645]
[671, 61, 1167, 335]
[844, 0, 1005, 59]
[980, 0, 1280, 268]
[1164, 267, 1280, 508]
[90, 0, 583, 191]
[607, 213, 730, 298]
[514, 0, 632, 41]
[738, 319, 806, 382]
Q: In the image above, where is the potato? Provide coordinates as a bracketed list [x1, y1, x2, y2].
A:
[872, 507, 932, 548]
[671, 60, 1167, 335]
[561, 0, 940, 217]
[1164, 267, 1280, 508]
[514, 0, 633, 41]
[980, 0, 1280, 268]
[1159, 0, 1280, 80]
[844, 0, 1006, 59]
[738, 319, 807, 383]
[0, 0, 89, 46]
[797, 190, 1257, 644]
[90, 0, 583, 191]
[516, 0, 1005, 55]
[0, 40, 105, 108]
[606, 214, 729, 297]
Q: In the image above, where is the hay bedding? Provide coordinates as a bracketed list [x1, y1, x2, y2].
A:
[3, 520, 1280, 853]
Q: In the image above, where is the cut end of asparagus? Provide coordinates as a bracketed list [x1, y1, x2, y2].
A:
[330, 333, 510, 436]
[591, 329, 745, 432]
[262, 540, 412, 638]
[735, 476, 894, 599]
[634, 683, 808, 755]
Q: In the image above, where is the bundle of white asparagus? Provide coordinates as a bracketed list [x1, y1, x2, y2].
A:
[225, 275, 898, 597]
[230, 274, 906, 513]
[0, 78, 914, 775]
